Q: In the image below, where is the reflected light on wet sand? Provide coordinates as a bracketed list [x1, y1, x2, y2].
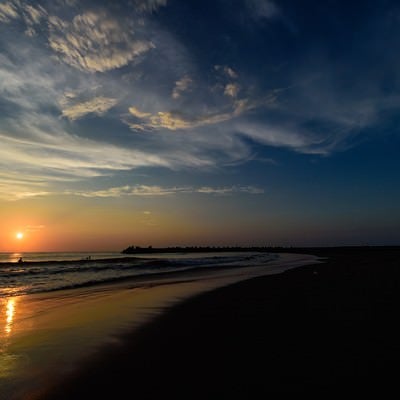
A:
[1, 297, 21, 379]
[5, 298, 16, 335]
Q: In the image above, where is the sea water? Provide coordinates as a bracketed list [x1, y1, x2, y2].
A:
[0, 251, 279, 297]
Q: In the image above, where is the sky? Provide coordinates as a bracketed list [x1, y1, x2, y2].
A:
[0, 0, 399, 251]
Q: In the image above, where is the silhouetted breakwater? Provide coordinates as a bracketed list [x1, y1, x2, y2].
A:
[121, 245, 275, 254]
[121, 245, 400, 255]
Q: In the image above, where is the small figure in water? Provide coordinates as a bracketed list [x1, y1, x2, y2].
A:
[18, 257, 23, 263]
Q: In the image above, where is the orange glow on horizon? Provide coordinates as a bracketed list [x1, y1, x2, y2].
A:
[0, 196, 270, 252]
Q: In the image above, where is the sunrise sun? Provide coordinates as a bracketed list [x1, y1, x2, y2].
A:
[16, 232, 24, 240]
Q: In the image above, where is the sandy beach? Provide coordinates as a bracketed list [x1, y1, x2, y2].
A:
[17, 246, 397, 398]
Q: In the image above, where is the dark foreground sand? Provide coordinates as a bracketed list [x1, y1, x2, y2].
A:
[39, 247, 400, 398]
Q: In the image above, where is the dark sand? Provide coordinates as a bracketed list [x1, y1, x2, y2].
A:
[39, 247, 400, 398]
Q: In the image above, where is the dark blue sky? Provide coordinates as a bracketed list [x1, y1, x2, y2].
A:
[0, 0, 399, 250]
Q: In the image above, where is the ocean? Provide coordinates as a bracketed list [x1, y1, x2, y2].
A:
[0, 251, 279, 297]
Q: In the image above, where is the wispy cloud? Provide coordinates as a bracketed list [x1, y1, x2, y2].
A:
[128, 106, 152, 119]
[172, 75, 193, 99]
[69, 185, 183, 197]
[13, 191, 51, 201]
[23, 4, 47, 24]
[126, 95, 267, 131]
[215, 65, 238, 79]
[196, 186, 264, 195]
[22, 3, 47, 35]
[0, 184, 265, 202]
[0, 1, 48, 36]
[0, 126, 173, 177]
[0, 176, 51, 201]
[0, 2, 18, 23]
[127, 109, 231, 130]
[235, 122, 334, 155]
[61, 96, 118, 120]
[48, 10, 154, 72]
[67, 184, 264, 198]
[224, 83, 240, 98]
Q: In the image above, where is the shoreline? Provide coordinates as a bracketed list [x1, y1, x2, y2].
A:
[36, 247, 400, 397]
[1, 253, 318, 399]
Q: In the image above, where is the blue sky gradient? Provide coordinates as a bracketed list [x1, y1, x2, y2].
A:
[1, 0, 399, 250]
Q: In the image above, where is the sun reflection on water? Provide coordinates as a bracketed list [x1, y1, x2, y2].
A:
[9, 253, 23, 263]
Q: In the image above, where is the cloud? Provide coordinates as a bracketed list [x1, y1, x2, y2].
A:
[0, 1, 48, 36]
[196, 185, 264, 195]
[0, 125, 174, 175]
[214, 65, 240, 98]
[48, 10, 154, 72]
[149, 111, 203, 130]
[0, 179, 50, 202]
[0, 2, 18, 23]
[235, 121, 342, 155]
[23, 3, 47, 24]
[215, 65, 238, 79]
[0, 45, 68, 113]
[128, 106, 152, 119]
[172, 75, 193, 99]
[127, 96, 264, 131]
[13, 191, 51, 201]
[68, 184, 264, 198]
[22, 3, 47, 35]
[0, 174, 51, 201]
[61, 96, 118, 120]
[128, 109, 231, 130]
[69, 185, 181, 197]
[224, 83, 240, 98]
